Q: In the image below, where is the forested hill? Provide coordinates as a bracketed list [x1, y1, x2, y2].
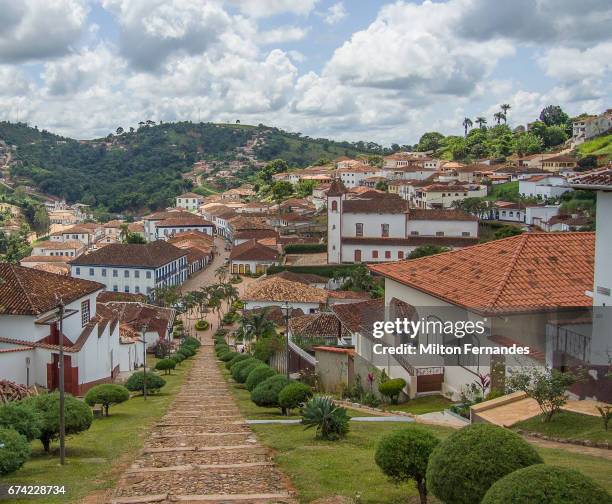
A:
[0, 121, 377, 214]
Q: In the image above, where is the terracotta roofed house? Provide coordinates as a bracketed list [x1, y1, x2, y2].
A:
[229, 239, 279, 275]
[242, 277, 328, 313]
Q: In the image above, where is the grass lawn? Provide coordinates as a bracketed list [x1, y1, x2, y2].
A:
[383, 395, 452, 415]
[578, 134, 612, 156]
[513, 410, 612, 444]
[0, 357, 195, 504]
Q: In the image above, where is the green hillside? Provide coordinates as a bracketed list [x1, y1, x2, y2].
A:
[577, 133, 612, 157]
[0, 121, 382, 213]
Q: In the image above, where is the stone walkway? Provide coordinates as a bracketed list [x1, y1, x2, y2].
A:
[112, 341, 297, 504]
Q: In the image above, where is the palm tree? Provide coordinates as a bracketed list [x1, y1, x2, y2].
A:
[119, 223, 129, 243]
[500, 104, 511, 123]
[462, 117, 473, 137]
[242, 308, 276, 341]
[493, 112, 506, 125]
[475, 117, 487, 129]
[215, 265, 229, 283]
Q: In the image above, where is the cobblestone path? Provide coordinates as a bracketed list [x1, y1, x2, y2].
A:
[112, 341, 296, 504]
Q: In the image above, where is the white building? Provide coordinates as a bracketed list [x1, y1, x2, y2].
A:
[0, 264, 122, 395]
[572, 111, 612, 146]
[70, 241, 188, 296]
[144, 210, 214, 241]
[337, 164, 380, 188]
[242, 277, 328, 314]
[414, 183, 487, 209]
[519, 175, 572, 199]
[176, 192, 204, 210]
[50, 223, 103, 246]
[229, 239, 280, 275]
[327, 180, 479, 264]
[31, 240, 85, 258]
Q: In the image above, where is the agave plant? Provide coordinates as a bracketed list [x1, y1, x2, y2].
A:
[301, 396, 350, 440]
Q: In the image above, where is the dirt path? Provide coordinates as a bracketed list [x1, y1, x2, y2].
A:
[111, 337, 296, 503]
[522, 435, 612, 460]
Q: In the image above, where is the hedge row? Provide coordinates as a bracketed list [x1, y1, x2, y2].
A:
[265, 264, 361, 278]
[283, 243, 326, 254]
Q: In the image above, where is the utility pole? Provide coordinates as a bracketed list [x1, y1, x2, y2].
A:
[282, 301, 290, 379]
[141, 324, 147, 400]
[56, 297, 66, 465]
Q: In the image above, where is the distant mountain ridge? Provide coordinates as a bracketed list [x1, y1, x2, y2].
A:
[0, 121, 378, 214]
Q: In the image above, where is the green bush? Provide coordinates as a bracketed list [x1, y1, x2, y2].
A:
[125, 371, 167, 395]
[24, 392, 93, 452]
[482, 464, 610, 504]
[378, 378, 407, 404]
[179, 346, 195, 357]
[0, 400, 42, 441]
[0, 427, 30, 475]
[375, 426, 439, 504]
[251, 375, 291, 409]
[245, 365, 277, 391]
[215, 328, 229, 337]
[183, 336, 201, 348]
[426, 423, 543, 504]
[220, 351, 238, 362]
[283, 243, 326, 254]
[194, 320, 209, 331]
[226, 353, 251, 369]
[279, 382, 313, 412]
[232, 359, 262, 383]
[301, 396, 350, 440]
[173, 352, 185, 364]
[155, 358, 177, 375]
[230, 357, 258, 381]
[84, 384, 130, 416]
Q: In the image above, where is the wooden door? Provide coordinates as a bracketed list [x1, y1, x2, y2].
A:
[354, 249, 362, 262]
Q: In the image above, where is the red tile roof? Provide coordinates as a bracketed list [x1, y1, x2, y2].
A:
[407, 209, 478, 221]
[570, 168, 612, 189]
[230, 239, 279, 262]
[70, 241, 187, 268]
[0, 264, 104, 316]
[243, 277, 328, 304]
[369, 232, 594, 314]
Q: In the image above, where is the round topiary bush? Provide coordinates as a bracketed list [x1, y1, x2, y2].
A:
[155, 358, 177, 374]
[251, 375, 291, 409]
[125, 371, 167, 395]
[226, 353, 250, 369]
[179, 346, 195, 357]
[84, 384, 130, 416]
[230, 357, 258, 381]
[184, 336, 201, 348]
[0, 427, 31, 475]
[23, 392, 93, 452]
[194, 320, 209, 331]
[175, 349, 190, 361]
[173, 352, 185, 364]
[378, 378, 407, 404]
[0, 400, 42, 441]
[375, 426, 439, 504]
[278, 382, 313, 412]
[220, 351, 238, 362]
[482, 464, 610, 504]
[233, 359, 262, 383]
[426, 423, 543, 504]
[245, 365, 277, 391]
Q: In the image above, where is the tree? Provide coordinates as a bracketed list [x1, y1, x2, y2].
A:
[261, 159, 289, 183]
[408, 245, 450, 259]
[119, 223, 129, 243]
[296, 179, 316, 197]
[482, 465, 610, 504]
[494, 226, 523, 239]
[378, 378, 406, 404]
[506, 367, 576, 422]
[271, 180, 294, 202]
[539, 105, 569, 126]
[84, 384, 130, 416]
[512, 132, 543, 157]
[245, 364, 276, 391]
[215, 265, 229, 283]
[542, 125, 568, 147]
[417, 132, 445, 152]
[278, 382, 313, 412]
[426, 424, 543, 504]
[375, 180, 388, 192]
[154, 358, 177, 375]
[125, 371, 167, 395]
[475, 116, 487, 129]
[375, 427, 440, 504]
[33, 206, 50, 236]
[0, 400, 42, 441]
[23, 392, 93, 452]
[251, 375, 291, 410]
[443, 136, 468, 160]
[494, 112, 506, 125]
[462, 117, 473, 137]
[126, 232, 146, 244]
[500, 104, 511, 122]
[116, 127, 124, 135]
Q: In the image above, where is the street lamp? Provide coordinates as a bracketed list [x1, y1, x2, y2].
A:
[141, 324, 148, 400]
[55, 296, 66, 465]
[281, 301, 291, 379]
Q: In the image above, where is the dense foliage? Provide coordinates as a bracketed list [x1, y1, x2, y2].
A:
[125, 371, 167, 395]
[482, 464, 610, 504]
[0, 427, 31, 475]
[230, 357, 260, 383]
[154, 358, 177, 375]
[378, 378, 407, 404]
[278, 382, 313, 412]
[375, 427, 440, 504]
[245, 364, 277, 391]
[226, 353, 251, 369]
[251, 375, 291, 409]
[301, 396, 350, 441]
[0, 400, 42, 441]
[84, 384, 130, 416]
[426, 423, 543, 504]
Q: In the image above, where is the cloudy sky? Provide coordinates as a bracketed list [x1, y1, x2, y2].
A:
[1, 0, 611, 144]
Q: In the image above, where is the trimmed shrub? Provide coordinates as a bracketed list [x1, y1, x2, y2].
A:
[0, 400, 42, 441]
[173, 352, 185, 364]
[179, 346, 195, 357]
[232, 359, 262, 383]
[279, 382, 313, 412]
[194, 320, 209, 331]
[482, 464, 610, 504]
[245, 365, 277, 391]
[426, 423, 543, 504]
[24, 392, 93, 452]
[84, 384, 130, 416]
[230, 357, 257, 380]
[175, 350, 190, 361]
[155, 358, 177, 375]
[215, 328, 229, 337]
[0, 427, 30, 475]
[226, 353, 250, 369]
[375, 426, 439, 504]
[301, 396, 350, 440]
[378, 378, 407, 404]
[284, 243, 326, 254]
[183, 336, 201, 348]
[251, 375, 291, 409]
[220, 351, 238, 362]
[125, 371, 167, 395]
